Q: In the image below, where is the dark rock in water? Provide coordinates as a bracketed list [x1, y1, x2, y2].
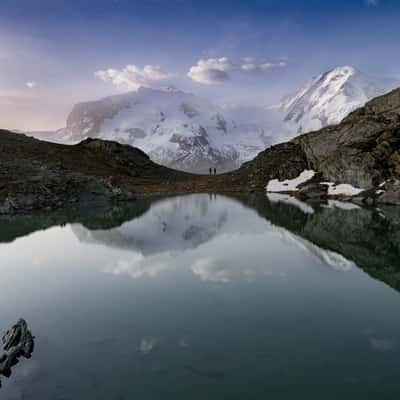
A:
[0, 319, 35, 388]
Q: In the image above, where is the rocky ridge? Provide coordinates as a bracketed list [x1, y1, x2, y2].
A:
[239, 88, 400, 205]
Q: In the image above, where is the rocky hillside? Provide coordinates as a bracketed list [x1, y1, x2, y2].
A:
[236, 87, 400, 204]
[0, 130, 194, 214]
[0, 129, 258, 214]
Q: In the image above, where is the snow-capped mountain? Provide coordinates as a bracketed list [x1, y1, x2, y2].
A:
[280, 66, 399, 134]
[27, 66, 399, 173]
[54, 87, 277, 173]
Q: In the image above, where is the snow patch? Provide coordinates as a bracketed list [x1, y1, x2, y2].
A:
[267, 193, 315, 214]
[266, 170, 315, 193]
[321, 182, 364, 196]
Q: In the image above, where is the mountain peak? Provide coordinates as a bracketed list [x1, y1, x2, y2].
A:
[280, 66, 399, 134]
[326, 65, 357, 76]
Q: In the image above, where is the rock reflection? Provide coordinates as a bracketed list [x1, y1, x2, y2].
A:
[1, 194, 399, 292]
[243, 195, 400, 292]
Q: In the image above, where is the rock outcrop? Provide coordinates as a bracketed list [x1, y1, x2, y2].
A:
[239, 88, 400, 205]
[0, 319, 34, 388]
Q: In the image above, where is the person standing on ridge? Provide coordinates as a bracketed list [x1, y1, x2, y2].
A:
[214, 167, 216, 175]
[209, 167, 212, 176]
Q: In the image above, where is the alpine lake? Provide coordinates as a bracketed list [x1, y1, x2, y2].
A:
[0, 194, 399, 399]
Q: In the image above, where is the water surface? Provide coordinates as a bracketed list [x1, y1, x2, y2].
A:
[0, 194, 399, 399]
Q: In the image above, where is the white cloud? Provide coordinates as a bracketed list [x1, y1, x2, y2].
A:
[187, 57, 233, 84]
[366, 0, 378, 6]
[95, 64, 174, 91]
[188, 57, 287, 85]
[25, 81, 37, 89]
[241, 61, 287, 73]
[104, 254, 173, 279]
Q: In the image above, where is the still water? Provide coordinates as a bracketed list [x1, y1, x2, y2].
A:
[0, 194, 399, 399]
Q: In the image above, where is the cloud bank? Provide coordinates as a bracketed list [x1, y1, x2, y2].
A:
[95, 64, 174, 90]
[187, 57, 287, 84]
[95, 57, 287, 90]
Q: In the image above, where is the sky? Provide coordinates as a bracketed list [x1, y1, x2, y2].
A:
[1, 0, 400, 130]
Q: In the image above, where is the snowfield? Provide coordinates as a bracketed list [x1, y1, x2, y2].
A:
[266, 170, 315, 192]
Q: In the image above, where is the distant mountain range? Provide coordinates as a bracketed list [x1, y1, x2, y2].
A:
[27, 66, 399, 173]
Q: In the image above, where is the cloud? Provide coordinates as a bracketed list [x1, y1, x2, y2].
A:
[95, 64, 175, 91]
[139, 338, 157, 355]
[25, 81, 37, 89]
[187, 57, 233, 84]
[241, 61, 287, 73]
[188, 57, 287, 85]
[366, 0, 378, 6]
[105, 254, 173, 279]
[191, 257, 231, 283]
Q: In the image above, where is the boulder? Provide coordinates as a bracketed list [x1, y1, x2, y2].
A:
[0, 319, 34, 387]
[378, 179, 400, 205]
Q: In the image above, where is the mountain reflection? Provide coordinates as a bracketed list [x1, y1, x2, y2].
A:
[1, 194, 399, 291]
[71, 195, 228, 254]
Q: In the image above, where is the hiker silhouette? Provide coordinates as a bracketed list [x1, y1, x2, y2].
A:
[209, 168, 212, 176]
[214, 168, 216, 175]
